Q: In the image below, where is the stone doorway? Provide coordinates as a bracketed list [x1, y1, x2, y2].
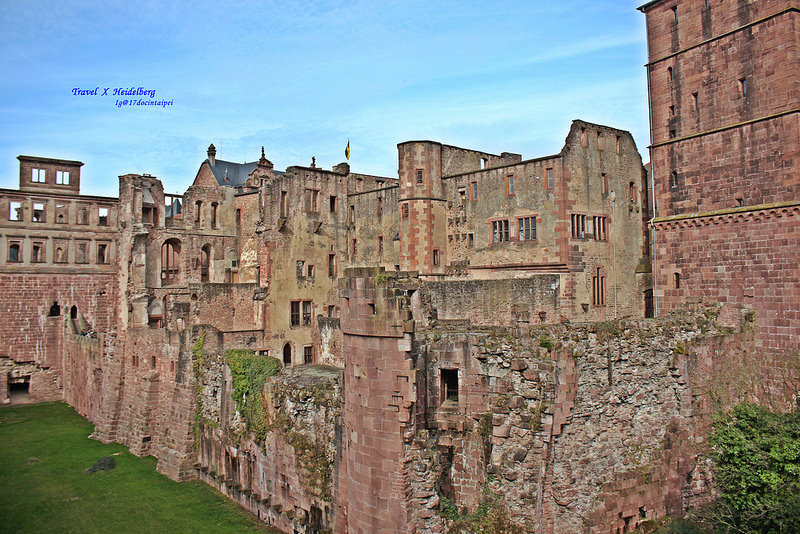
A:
[283, 343, 292, 366]
[8, 375, 31, 405]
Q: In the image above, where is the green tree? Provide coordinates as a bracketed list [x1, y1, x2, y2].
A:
[709, 402, 800, 533]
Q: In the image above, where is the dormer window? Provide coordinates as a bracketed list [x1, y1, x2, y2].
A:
[31, 168, 46, 183]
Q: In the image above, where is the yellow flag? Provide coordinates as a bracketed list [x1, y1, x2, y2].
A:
[345, 139, 350, 160]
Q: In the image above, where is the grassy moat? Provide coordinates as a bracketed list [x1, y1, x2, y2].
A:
[0, 402, 277, 533]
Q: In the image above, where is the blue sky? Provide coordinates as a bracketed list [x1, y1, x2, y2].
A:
[0, 1, 649, 197]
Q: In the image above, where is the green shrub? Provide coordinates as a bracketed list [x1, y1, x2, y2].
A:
[225, 349, 281, 442]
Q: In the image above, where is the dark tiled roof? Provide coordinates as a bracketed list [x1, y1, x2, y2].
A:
[206, 158, 258, 187]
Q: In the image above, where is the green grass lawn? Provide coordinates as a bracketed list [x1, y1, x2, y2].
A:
[0, 402, 278, 533]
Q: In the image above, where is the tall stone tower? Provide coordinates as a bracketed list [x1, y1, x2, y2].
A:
[397, 141, 448, 274]
[639, 0, 799, 351]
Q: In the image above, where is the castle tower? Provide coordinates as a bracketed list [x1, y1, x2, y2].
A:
[397, 141, 448, 274]
[639, 0, 800, 351]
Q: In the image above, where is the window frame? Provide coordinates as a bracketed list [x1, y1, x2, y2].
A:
[31, 168, 46, 183]
[517, 216, 537, 242]
[56, 170, 70, 185]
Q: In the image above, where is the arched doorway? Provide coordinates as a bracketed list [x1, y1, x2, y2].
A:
[283, 343, 292, 366]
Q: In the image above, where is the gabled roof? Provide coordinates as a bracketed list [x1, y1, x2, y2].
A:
[204, 158, 259, 187]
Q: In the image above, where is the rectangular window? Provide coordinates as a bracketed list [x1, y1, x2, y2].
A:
[401, 203, 409, 219]
[416, 169, 423, 184]
[601, 173, 608, 195]
[142, 206, 155, 225]
[78, 207, 89, 225]
[280, 191, 288, 217]
[290, 301, 301, 327]
[616, 135, 622, 154]
[329, 195, 337, 213]
[351, 238, 357, 256]
[507, 174, 515, 195]
[31, 168, 46, 183]
[327, 305, 336, 318]
[440, 369, 458, 405]
[546, 168, 554, 189]
[328, 254, 336, 277]
[592, 267, 606, 306]
[54, 241, 68, 263]
[76, 242, 89, 264]
[32, 202, 45, 222]
[56, 203, 68, 224]
[349, 205, 355, 224]
[303, 345, 313, 364]
[302, 300, 312, 326]
[376, 196, 382, 216]
[581, 127, 588, 147]
[597, 131, 604, 150]
[492, 219, 510, 243]
[97, 243, 109, 264]
[571, 214, 586, 238]
[593, 216, 608, 241]
[432, 248, 440, 266]
[377, 235, 383, 254]
[306, 264, 314, 277]
[738, 78, 747, 97]
[471, 181, 478, 200]
[9, 201, 21, 221]
[692, 92, 699, 111]
[210, 203, 217, 228]
[518, 216, 537, 241]
[98, 207, 109, 226]
[305, 189, 319, 212]
[8, 241, 21, 263]
[56, 170, 70, 185]
[468, 233, 474, 247]
[31, 241, 44, 263]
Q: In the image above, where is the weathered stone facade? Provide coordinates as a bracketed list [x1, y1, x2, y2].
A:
[640, 0, 800, 352]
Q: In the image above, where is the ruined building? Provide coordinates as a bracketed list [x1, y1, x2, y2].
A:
[639, 0, 800, 351]
[0, 1, 797, 532]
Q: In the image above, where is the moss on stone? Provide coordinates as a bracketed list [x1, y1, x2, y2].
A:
[225, 349, 281, 442]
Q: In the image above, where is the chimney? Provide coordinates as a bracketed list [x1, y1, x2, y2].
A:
[207, 144, 216, 167]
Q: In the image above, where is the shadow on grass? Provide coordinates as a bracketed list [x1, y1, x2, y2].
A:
[0, 402, 278, 533]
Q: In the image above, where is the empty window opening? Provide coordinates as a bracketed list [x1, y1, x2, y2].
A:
[674, 272, 681, 289]
[629, 182, 637, 203]
[32, 242, 44, 263]
[98, 207, 109, 226]
[593, 216, 608, 241]
[351, 238, 357, 256]
[200, 245, 211, 282]
[161, 239, 181, 285]
[368, 303, 376, 315]
[142, 206, 155, 225]
[518, 216, 537, 241]
[48, 302, 61, 316]
[97, 243, 108, 264]
[601, 173, 609, 195]
[328, 254, 337, 277]
[507, 174, 515, 195]
[669, 128, 676, 139]
[194, 201, 202, 226]
[580, 127, 588, 146]
[571, 214, 586, 239]
[210, 203, 217, 228]
[376, 196, 382, 216]
[280, 191, 288, 218]
[471, 181, 478, 200]
[492, 219, 510, 243]
[305, 189, 319, 212]
[377, 235, 384, 254]
[736, 197, 744, 207]
[671, 6, 677, 22]
[32, 202, 44, 222]
[76, 242, 89, 264]
[70, 305, 78, 319]
[670, 171, 678, 188]
[283, 344, 292, 366]
[546, 168, 554, 189]
[303, 345, 313, 364]
[692, 92, 699, 110]
[669, 105, 675, 116]
[416, 169, 423, 184]
[31, 168, 46, 183]
[432, 248, 440, 266]
[592, 267, 606, 306]
[440, 369, 459, 405]
[468, 233, 474, 247]
[9, 201, 22, 221]
[667, 67, 673, 82]
[56, 170, 70, 185]
[78, 207, 88, 225]
[329, 195, 337, 213]
[306, 264, 314, 277]
[616, 135, 622, 154]
[480, 158, 487, 169]
[738, 77, 747, 97]
[597, 131, 604, 150]
[235, 208, 241, 226]
[151, 356, 157, 369]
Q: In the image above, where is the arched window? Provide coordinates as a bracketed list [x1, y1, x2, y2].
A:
[200, 245, 211, 282]
[70, 305, 78, 319]
[628, 181, 636, 203]
[161, 239, 181, 285]
[283, 343, 292, 366]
